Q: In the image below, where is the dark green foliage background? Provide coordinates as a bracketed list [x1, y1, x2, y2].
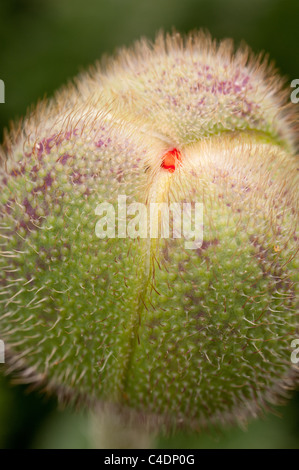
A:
[0, 0, 298, 448]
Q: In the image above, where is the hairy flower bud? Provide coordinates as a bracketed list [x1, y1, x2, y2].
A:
[0, 32, 298, 431]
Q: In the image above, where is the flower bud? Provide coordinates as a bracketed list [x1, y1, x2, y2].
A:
[0, 32, 298, 431]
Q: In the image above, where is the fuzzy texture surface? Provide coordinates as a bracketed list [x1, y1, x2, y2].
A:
[0, 32, 298, 431]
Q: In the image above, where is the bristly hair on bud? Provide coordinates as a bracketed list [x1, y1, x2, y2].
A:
[0, 31, 298, 434]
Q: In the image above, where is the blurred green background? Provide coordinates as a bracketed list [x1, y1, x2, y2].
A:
[0, 0, 298, 449]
